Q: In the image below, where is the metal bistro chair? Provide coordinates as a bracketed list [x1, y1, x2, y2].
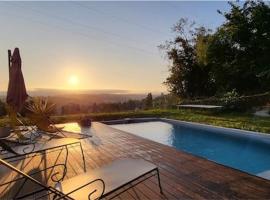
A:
[0, 158, 163, 200]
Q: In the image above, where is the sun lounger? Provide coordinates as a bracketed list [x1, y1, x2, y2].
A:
[0, 137, 85, 172]
[0, 158, 163, 200]
[1, 138, 85, 171]
[1, 138, 84, 158]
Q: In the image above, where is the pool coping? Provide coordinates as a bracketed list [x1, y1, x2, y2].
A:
[162, 118, 270, 141]
[103, 117, 270, 143]
[103, 117, 270, 180]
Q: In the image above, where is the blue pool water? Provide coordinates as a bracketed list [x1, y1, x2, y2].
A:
[111, 121, 270, 179]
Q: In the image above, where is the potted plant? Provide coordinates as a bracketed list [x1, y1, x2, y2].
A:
[26, 97, 58, 132]
[79, 116, 92, 127]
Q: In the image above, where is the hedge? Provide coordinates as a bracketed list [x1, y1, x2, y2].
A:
[181, 92, 270, 111]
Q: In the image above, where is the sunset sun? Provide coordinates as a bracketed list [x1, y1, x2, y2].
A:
[68, 75, 79, 87]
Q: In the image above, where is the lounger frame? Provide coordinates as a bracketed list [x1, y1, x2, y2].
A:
[0, 140, 86, 199]
[101, 166, 163, 199]
[2, 140, 85, 168]
[0, 157, 163, 200]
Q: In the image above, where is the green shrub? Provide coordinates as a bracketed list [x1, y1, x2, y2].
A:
[51, 109, 168, 124]
[221, 91, 270, 111]
[181, 96, 221, 105]
[181, 91, 270, 111]
[221, 89, 241, 110]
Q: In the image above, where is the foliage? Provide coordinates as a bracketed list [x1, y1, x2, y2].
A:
[162, 1, 270, 98]
[153, 93, 180, 109]
[0, 100, 7, 117]
[25, 97, 59, 132]
[181, 96, 221, 105]
[4, 105, 27, 139]
[207, 1, 270, 94]
[221, 89, 240, 109]
[50, 109, 270, 134]
[144, 93, 153, 109]
[59, 93, 180, 115]
[79, 116, 92, 127]
[1, 109, 269, 133]
[160, 19, 215, 98]
[26, 97, 55, 115]
[5, 106, 19, 127]
[182, 92, 270, 111]
[61, 99, 142, 115]
[222, 92, 270, 111]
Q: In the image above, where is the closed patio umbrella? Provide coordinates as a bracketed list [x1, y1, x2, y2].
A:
[6, 48, 28, 112]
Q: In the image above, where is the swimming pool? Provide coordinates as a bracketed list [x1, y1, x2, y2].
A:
[110, 119, 270, 180]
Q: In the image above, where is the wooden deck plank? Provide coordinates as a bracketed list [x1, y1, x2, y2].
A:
[1, 122, 270, 199]
[93, 122, 270, 199]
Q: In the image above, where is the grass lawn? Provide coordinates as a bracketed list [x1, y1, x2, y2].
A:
[0, 109, 269, 133]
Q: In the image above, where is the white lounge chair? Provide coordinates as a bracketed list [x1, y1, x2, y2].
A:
[0, 158, 163, 200]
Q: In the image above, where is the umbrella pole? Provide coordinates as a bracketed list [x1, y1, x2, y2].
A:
[8, 49, 11, 78]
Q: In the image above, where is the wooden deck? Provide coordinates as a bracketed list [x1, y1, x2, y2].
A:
[1, 122, 270, 199]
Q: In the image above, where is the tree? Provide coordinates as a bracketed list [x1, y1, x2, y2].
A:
[161, 1, 270, 98]
[160, 18, 216, 98]
[153, 93, 180, 109]
[207, 1, 270, 94]
[144, 93, 153, 109]
[153, 93, 166, 108]
[92, 102, 98, 113]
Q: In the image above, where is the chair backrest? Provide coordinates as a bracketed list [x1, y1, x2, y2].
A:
[0, 158, 48, 188]
[0, 158, 63, 199]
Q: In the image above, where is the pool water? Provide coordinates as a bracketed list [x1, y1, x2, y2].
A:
[111, 121, 270, 179]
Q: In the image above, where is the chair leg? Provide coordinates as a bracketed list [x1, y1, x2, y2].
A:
[79, 142, 86, 172]
[156, 168, 163, 194]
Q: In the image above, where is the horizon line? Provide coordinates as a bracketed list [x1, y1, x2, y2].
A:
[0, 88, 167, 95]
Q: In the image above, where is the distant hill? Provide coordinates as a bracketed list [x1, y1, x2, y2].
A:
[0, 88, 163, 105]
[1, 88, 131, 97]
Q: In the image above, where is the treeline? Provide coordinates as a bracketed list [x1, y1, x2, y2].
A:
[161, 1, 270, 99]
[59, 93, 178, 115]
[60, 100, 142, 114]
[0, 93, 179, 117]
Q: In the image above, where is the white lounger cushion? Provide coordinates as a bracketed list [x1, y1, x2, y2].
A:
[55, 158, 157, 200]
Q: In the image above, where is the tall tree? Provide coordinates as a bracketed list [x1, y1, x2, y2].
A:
[207, 1, 270, 94]
[144, 93, 153, 109]
[160, 19, 215, 98]
[161, 1, 270, 98]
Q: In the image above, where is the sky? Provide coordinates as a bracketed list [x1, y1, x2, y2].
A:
[0, 1, 232, 94]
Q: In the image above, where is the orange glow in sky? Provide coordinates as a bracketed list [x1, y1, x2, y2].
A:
[0, 1, 228, 93]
